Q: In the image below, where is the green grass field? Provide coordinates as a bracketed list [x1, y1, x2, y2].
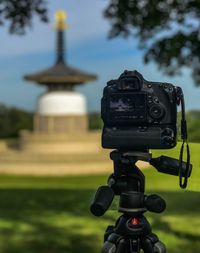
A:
[0, 143, 199, 253]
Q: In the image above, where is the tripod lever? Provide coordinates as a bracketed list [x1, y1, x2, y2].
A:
[150, 155, 192, 178]
[90, 186, 114, 216]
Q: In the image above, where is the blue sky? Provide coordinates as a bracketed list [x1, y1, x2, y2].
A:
[0, 0, 199, 112]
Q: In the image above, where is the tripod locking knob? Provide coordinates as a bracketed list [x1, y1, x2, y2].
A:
[90, 186, 115, 216]
[145, 194, 166, 213]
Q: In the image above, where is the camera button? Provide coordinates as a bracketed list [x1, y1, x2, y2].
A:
[149, 105, 164, 119]
[162, 136, 174, 147]
[154, 97, 159, 103]
[147, 95, 153, 104]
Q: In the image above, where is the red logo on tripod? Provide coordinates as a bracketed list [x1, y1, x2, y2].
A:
[131, 218, 139, 225]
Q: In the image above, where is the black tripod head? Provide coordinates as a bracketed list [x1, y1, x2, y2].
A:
[90, 150, 192, 217]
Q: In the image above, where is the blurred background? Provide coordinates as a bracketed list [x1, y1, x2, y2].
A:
[0, 0, 199, 252]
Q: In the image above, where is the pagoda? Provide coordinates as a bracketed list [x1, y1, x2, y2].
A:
[20, 10, 99, 154]
[24, 10, 97, 134]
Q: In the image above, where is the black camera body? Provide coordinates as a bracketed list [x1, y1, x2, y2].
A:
[101, 70, 181, 150]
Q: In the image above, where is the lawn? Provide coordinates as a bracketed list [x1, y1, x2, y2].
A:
[0, 143, 199, 253]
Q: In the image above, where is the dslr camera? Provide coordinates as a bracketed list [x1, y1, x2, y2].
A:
[101, 70, 182, 150]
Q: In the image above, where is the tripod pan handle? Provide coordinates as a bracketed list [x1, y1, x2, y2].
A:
[150, 155, 192, 177]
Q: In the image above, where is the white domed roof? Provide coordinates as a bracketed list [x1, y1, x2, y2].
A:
[37, 91, 87, 115]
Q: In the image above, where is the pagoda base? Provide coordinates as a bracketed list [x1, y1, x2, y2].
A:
[0, 132, 148, 176]
[34, 114, 88, 134]
[19, 130, 101, 154]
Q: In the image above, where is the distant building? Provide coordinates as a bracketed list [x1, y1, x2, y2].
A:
[24, 10, 97, 134]
[20, 10, 99, 154]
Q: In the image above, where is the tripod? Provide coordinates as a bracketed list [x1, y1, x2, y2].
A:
[90, 150, 192, 253]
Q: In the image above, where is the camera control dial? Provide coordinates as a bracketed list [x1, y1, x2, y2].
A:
[161, 128, 175, 147]
[149, 105, 165, 120]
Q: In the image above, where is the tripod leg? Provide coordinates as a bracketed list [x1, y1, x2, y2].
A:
[153, 241, 166, 253]
[104, 226, 115, 242]
[142, 237, 155, 253]
[102, 241, 116, 253]
[142, 234, 166, 253]
[102, 233, 127, 253]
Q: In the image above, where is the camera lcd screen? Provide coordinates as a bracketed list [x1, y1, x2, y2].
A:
[109, 93, 146, 122]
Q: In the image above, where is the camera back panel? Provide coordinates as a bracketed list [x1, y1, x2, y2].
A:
[101, 70, 179, 150]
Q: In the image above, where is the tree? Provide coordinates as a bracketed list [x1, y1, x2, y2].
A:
[2, 1, 200, 86]
[104, 0, 200, 86]
[88, 112, 103, 130]
[0, 0, 48, 35]
[0, 104, 33, 138]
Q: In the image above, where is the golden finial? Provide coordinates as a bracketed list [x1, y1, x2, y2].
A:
[54, 10, 68, 30]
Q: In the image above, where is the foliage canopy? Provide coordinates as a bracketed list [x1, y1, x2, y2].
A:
[0, 104, 33, 138]
[0, 0, 48, 35]
[104, 0, 200, 86]
[2, 1, 200, 85]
